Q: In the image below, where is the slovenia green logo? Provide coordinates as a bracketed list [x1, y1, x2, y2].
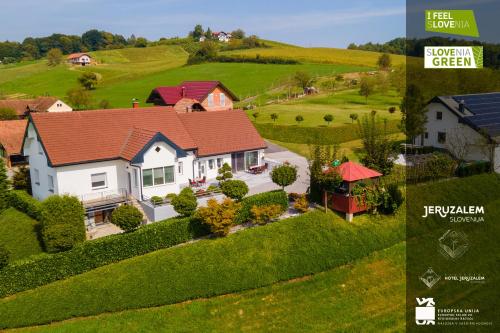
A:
[425, 10, 479, 37]
[425, 46, 483, 69]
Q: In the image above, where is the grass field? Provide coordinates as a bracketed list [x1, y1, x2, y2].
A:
[14, 242, 405, 333]
[0, 208, 43, 262]
[222, 45, 406, 67]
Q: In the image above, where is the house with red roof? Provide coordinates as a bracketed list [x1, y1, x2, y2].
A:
[146, 81, 238, 112]
[23, 107, 266, 225]
[0, 97, 72, 119]
[0, 120, 28, 167]
[67, 53, 92, 66]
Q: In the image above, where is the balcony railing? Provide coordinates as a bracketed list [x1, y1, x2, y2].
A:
[80, 188, 128, 208]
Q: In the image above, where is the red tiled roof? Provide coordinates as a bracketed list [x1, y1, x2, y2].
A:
[328, 162, 382, 182]
[0, 120, 28, 155]
[147, 81, 239, 105]
[67, 53, 89, 59]
[30, 108, 265, 166]
[0, 97, 59, 116]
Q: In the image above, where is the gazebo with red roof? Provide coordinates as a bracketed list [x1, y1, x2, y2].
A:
[324, 161, 382, 222]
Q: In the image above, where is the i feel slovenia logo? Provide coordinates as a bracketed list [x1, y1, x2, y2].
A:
[425, 10, 479, 37]
[425, 46, 483, 68]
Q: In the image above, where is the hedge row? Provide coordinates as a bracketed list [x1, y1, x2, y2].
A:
[6, 190, 42, 220]
[254, 120, 401, 145]
[235, 190, 288, 224]
[0, 210, 405, 328]
[214, 55, 300, 65]
[0, 217, 209, 298]
[456, 161, 491, 177]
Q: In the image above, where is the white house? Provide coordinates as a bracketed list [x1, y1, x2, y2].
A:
[417, 93, 500, 172]
[23, 107, 266, 225]
[0, 97, 72, 119]
[212, 31, 232, 42]
[67, 53, 92, 66]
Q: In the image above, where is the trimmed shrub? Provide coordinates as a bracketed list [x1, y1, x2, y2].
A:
[0, 217, 209, 297]
[235, 190, 288, 225]
[150, 196, 163, 205]
[0, 245, 9, 270]
[220, 180, 249, 201]
[111, 205, 143, 232]
[195, 198, 241, 237]
[293, 194, 309, 213]
[270, 164, 298, 190]
[6, 190, 42, 220]
[380, 184, 404, 214]
[456, 161, 491, 177]
[216, 163, 233, 182]
[250, 204, 283, 225]
[40, 195, 86, 253]
[171, 187, 198, 217]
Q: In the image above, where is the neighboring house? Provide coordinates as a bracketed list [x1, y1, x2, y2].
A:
[67, 53, 92, 66]
[0, 97, 73, 119]
[146, 81, 238, 112]
[23, 107, 266, 225]
[418, 93, 500, 172]
[212, 31, 232, 42]
[0, 120, 28, 167]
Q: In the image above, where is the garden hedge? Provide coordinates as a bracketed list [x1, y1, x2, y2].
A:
[6, 190, 42, 220]
[254, 120, 400, 145]
[234, 190, 288, 224]
[0, 209, 404, 328]
[0, 217, 209, 298]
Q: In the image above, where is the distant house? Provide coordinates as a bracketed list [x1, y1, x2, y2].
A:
[418, 92, 500, 173]
[0, 97, 72, 119]
[146, 81, 239, 112]
[0, 120, 28, 167]
[67, 53, 92, 66]
[212, 31, 232, 42]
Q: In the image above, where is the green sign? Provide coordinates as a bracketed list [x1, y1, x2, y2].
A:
[425, 10, 479, 37]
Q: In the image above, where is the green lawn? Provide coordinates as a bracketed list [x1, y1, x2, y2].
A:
[0, 208, 43, 262]
[13, 242, 406, 333]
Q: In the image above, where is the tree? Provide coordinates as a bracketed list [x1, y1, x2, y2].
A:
[134, 37, 148, 48]
[349, 113, 358, 123]
[216, 163, 233, 182]
[0, 107, 17, 120]
[295, 115, 304, 125]
[171, 187, 198, 216]
[323, 114, 334, 125]
[12, 166, 31, 193]
[195, 198, 241, 237]
[66, 87, 92, 110]
[46, 48, 63, 66]
[400, 84, 427, 144]
[187, 41, 219, 64]
[111, 205, 143, 232]
[359, 77, 375, 103]
[252, 112, 260, 121]
[78, 72, 98, 90]
[294, 71, 315, 91]
[270, 164, 298, 190]
[0, 158, 9, 211]
[0, 245, 9, 270]
[190, 24, 204, 40]
[270, 113, 279, 122]
[40, 195, 86, 253]
[221, 180, 249, 201]
[231, 29, 246, 39]
[377, 53, 392, 70]
[204, 27, 213, 40]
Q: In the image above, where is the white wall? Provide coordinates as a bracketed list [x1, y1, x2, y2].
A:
[46, 100, 73, 113]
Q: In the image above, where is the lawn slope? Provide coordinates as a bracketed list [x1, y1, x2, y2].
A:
[0, 208, 43, 262]
[14, 242, 406, 333]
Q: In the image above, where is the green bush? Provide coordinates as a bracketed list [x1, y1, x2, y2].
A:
[171, 187, 198, 217]
[456, 161, 491, 177]
[220, 180, 249, 201]
[0, 217, 209, 298]
[40, 195, 86, 253]
[270, 164, 298, 190]
[0, 245, 9, 270]
[380, 184, 404, 214]
[195, 198, 241, 236]
[234, 190, 288, 224]
[0, 210, 405, 328]
[6, 190, 42, 220]
[111, 205, 143, 232]
[150, 196, 163, 205]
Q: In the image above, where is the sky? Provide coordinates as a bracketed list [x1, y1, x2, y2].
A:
[0, 0, 406, 47]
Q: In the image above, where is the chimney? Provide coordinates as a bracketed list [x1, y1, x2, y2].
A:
[458, 99, 465, 113]
[132, 98, 139, 108]
[181, 86, 186, 98]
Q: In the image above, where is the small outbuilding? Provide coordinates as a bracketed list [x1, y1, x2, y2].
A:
[323, 161, 382, 222]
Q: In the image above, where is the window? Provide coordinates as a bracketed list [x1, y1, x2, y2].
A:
[153, 167, 164, 185]
[209, 159, 214, 170]
[143, 169, 153, 187]
[178, 161, 183, 175]
[198, 162, 205, 178]
[38, 141, 44, 155]
[164, 166, 174, 183]
[438, 132, 446, 144]
[91, 173, 107, 189]
[133, 169, 138, 187]
[48, 175, 54, 192]
[34, 169, 40, 185]
[220, 93, 226, 106]
[436, 111, 443, 120]
[245, 151, 259, 169]
[424, 132, 429, 139]
[217, 158, 223, 168]
[208, 93, 214, 107]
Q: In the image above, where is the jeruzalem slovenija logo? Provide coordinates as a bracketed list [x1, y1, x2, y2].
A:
[425, 10, 479, 37]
